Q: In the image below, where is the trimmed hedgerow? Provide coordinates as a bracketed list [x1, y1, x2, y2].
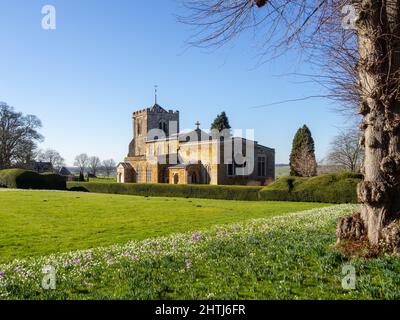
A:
[67, 173, 361, 203]
[0, 169, 40, 189]
[67, 182, 262, 201]
[259, 172, 361, 204]
[41, 173, 67, 190]
[0, 169, 66, 190]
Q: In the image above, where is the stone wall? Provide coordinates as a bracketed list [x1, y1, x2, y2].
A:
[169, 167, 186, 184]
[147, 110, 179, 138]
[133, 112, 147, 156]
[117, 164, 135, 183]
[175, 139, 275, 186]
[132, 108, 179, 157]
[217, 142, 275, 186]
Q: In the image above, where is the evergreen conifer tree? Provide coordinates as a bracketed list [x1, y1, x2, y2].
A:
[289, 125, 317, 177]
[211, 112, 231, 132]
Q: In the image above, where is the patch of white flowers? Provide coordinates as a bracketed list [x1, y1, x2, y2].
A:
[0, 204, 357, 298]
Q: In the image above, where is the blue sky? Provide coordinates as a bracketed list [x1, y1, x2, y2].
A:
[0, 0, 353, 165]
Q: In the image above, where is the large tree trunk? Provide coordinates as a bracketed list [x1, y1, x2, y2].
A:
[337, 0, 400, 254]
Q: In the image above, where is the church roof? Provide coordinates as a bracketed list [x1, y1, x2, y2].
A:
[59, 167, 72, 176]
[117, 162, 133, 169]
[150, 103, 168, 113]
[179, 129, 210, 143]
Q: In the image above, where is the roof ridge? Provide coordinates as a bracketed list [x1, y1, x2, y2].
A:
[150, 103, 167, 113]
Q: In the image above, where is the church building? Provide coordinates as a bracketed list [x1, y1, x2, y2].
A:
[117, 102, 275, 186]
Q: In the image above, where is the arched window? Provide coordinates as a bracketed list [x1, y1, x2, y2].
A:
[136, 167, 142, 183]
[189, 172, 198, 184]
[204, 165, 211, 184]
[159, 120, 167, 133]
[161, 167, 168, 183]
[146, 165, 152, 183]
[137, 121, 142, 136]
[258, 157, 266, 177]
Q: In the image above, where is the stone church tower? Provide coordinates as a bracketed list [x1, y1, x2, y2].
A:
[128, 104, 180, 157]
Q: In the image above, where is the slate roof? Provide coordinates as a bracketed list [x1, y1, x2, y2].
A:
[117, 162, 133, 169]
[179, 129, 210, 143]
[29, 162, 53, 172]
[59, 167, 72, 176]
[150, 104, 168, 113]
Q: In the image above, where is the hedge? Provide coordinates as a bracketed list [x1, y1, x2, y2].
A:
[41, 173, 67, 190]
[1, 169, 361, 203]
[0, 169, 66, 190]
[259, 172, 362, 204]
[67, 182, 263, 201]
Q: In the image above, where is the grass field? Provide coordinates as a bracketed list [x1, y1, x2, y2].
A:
[275, 165, 290, 178]
[0, 190, 329, 263]
[2, 204, 400, 300]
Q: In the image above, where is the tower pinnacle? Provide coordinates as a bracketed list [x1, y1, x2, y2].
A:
[154, 85, 158, 105]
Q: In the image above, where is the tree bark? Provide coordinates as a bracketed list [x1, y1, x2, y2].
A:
[337, 0, 400, 254]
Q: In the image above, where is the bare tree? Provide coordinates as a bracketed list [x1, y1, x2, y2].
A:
[0, 102, 43, 169]
[88, 156, 101, 176]
[181, 0, 400, 253]
[37, 149, 65, 170]
[327, 128, 363, 172]
[13, 140, 39, 169]
[102, 159, 116, 177]
[74, 153, 89, 174]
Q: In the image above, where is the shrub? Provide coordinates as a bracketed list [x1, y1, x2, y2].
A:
[67, 173, 361, 203]
[0, 169, 42, 189]
[41, 173, 67, 190]
[0, 169, 66, 190]
[259, 172, 362, 204]
[67, 182, 262, 201]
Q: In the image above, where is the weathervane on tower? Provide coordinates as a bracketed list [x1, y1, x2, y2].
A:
[154, 85, 158, 105]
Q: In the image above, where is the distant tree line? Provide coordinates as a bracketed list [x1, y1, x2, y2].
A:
[74, 153, 116, 178]
[36, 148, 65, 170]
[1, 102, 116, 178]
[0, 102, 43, 170]
[327, 128, 363, 173]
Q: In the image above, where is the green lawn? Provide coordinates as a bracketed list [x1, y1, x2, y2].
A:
[0, 190, 329, 263]
[2, 204, 399, 300]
